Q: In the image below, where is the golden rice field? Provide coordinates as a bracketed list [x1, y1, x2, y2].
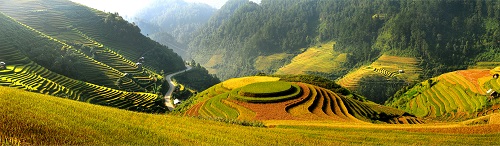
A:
[275, 41, 347, 75]
[182, 76, 422, 124]
[391, 68, 500, 121]
[2, 86, 500, 145]
[337, 54, 421, 90]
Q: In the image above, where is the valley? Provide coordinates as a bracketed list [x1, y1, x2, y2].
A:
[1, 0, 500, 145]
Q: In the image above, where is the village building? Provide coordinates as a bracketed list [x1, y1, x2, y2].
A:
[0, 62, 6, 70]
[487, 89, 498, 100]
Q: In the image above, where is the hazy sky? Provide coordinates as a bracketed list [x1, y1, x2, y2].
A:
[70, 0, 261, 18]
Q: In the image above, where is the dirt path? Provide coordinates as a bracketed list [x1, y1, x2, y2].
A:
[164, 65, 192, 111]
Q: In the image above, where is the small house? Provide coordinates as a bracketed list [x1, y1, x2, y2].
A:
[136, 62, 143, 70]
[138, 57, 145, 63]
[398, 69, 405, 73]
[173, 99, 181, 105]
[487, 89, 499, 100]
[0, 62, 5, 70]
[494, 74, 499, 79]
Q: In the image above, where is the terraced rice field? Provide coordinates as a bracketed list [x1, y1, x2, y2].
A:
[183, 76, 423, 124]
[0, 0, 164, 88]
[0, 5, 166, 113]
[337, 54, 422, 90]
[3, 87, 500, 145]
[398, 69, 500, 121]
[275, 42, 347, 75]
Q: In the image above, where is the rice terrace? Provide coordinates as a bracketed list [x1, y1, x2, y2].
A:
[2, 0, 500, 145]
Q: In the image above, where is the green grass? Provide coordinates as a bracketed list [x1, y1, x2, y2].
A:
[231, 84, 302, 103]
[239, 81, 293, 97]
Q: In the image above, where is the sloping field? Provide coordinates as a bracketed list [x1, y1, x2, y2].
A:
[388, 68, 500, 121]
[2, 86, 500, 145]
[469, 61, 500, 69]
[337, 54, 421, 90]
[180, 76, 422, 124]
[275, 42, 347, 75]
[0, 4, 166, 112]
[254, 53, 294, 72]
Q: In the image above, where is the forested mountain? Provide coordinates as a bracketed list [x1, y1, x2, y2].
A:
[188, 0, 500, 81]
[132, 0, 216, 58]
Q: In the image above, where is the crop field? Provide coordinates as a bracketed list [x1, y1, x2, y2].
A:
[275, 41, 347, 75]
[469, 61, 500, 69]
[183, 76, 423, 124]
[0, 4, 166, 113]
[254, 53, 294, 72]
[3, 86, 500, 145]
[390, 69, 500, 121]
[337, 54, 421, 90]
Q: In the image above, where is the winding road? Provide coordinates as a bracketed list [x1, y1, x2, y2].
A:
[164, 65, 192, 111]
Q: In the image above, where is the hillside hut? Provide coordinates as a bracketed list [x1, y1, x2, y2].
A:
[173, 99, 181, 105]
[139, 57, 145, 63]
[136, 62, 143, 70]
[487, 89, 499, 100]
[398, 69, 405, 73]
[0, 62, 5, 70]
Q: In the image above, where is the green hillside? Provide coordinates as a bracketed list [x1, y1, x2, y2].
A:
[3, 86, 500, 145]
[387, 68, 500, 121]
[0, 0, 190, 113]
[0, 0, 185, 73]
[337, 55, 422, 103]
[189, 0, 500, 81]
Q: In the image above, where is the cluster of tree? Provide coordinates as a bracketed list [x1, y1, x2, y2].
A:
[356, 75, 409, 104]
[173, 60, 221, 92]
[188, 0, 500, 80]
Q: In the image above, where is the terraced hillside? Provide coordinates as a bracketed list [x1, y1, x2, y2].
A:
[3, 86, 500, 145]
[274, 42, 348, 78]
[337, 55, 422, 103]
[0, 0, 185, 73]
[0, 0, 184, 113]
[177, 76, 423, 124]
[387, 68, 500, 121]
[338, 55, 421, 90]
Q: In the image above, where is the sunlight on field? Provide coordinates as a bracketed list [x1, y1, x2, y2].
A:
[276, 41, 346, 75]
[337, 54, 421, 90]
[3, 83, 500, 145]
[222, 76, 280, 89]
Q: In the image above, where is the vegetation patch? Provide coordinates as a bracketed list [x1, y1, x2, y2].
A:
[276, 41, 347, 77]
[232, 83, 301, 103]
[222, 76, 280, 90]
[239, 81, 294, 97]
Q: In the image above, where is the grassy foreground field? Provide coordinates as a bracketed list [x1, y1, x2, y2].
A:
[2, 86, 500, 145]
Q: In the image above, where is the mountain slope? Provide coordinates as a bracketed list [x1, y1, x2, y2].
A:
[0, 0, 188, 112]
[386, 67, 500, 121]
[131, 0, 216, 58]
[0, 0, 186, 73]
[189, 0, 500, 82]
